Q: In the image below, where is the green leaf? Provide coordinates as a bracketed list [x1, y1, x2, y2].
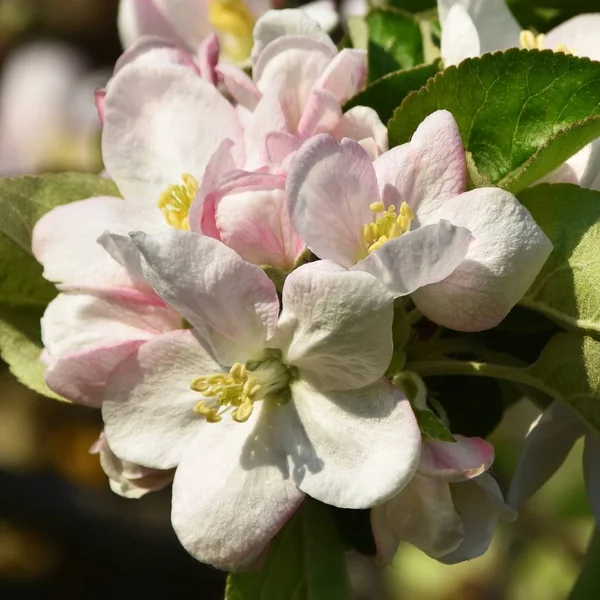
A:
[225, 499, 350, 600]
[0, 173, 120, 305]
[0, 303, 62, 400]
[568, 528, 600, 600]
[344, 61, 440, 123]
[0, 172, 120, 397]
[414, 407, 455, 442]
[517, 184, 600, 337]
[388, 49, 600, 191]
[387, 0, 436, 13]
[366, 8, 423, 82]
[528, 333, 600, 434]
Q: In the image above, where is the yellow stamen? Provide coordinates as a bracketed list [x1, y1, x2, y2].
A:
[360, 201, 415, 256]
[209, 0, 255, 63]
[520, 29, 573, 54]
[157, 173, 199, 230]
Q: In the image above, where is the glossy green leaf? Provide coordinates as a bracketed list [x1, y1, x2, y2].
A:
[517, 184, 600, 337]
[366, 8, 423, 82]
[344, 61, 440, 123]
[388, 49, 600, 191]
[225, 499, 350, 600]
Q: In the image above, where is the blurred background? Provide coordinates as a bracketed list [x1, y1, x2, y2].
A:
[0, 0, 595, 598]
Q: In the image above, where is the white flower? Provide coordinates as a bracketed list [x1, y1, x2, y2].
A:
[100, 230, 421, 569]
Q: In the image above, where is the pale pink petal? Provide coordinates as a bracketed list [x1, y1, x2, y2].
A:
[94, 88, 105, 126]
[508, 402, 585, 510]
[32, 195, 165, 288]
[197, 34, 220, 85]
[412, 188, 553, 331]
[316, 48, 366, 104]
[216, 64, 261, 110]
[297, 89, 342, 139]
[265, 131, 301, 165]
[275, 262, 394, 390]
[216, 187, 304, 271]
[158, 0, 213, 50]
[333, 106, 388, 155]
[419, 435, 494, 482]
[251, 9, 337, 66]
[352, 221, 472, 297]
[102, 329, 219, 469]
[102, 61, 243, 206]
[287, 135, 379, 267]
[132, 231, 280, 364]
[545, 14, 600, 62]
[371, 475, 463, 564]
[253, 35, 336, 132]
[172, 403, 304, 570]
[274, 379, 421, 508]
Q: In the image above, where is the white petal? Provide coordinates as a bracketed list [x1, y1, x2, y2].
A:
[251, 9, 336, 66]
[275, 261, 393, 391]
[508, 402, 585, 509]
[32, 195, 164, 288]
[440, 4, 481, 66]
[334, 106, 388, 154]
[275, 379, 421, 508]
[545, 14, 600, 62]
[441, 474, 515, 564]
[353, 221, 473, 297]
[301, 0, 340, 33]
[172, 403, 304, 570]
[132, 230, 280, 364]
[371, 475, 463, 564]
[102, 61, 242, 206]
[102, 329, 219, 469]
[412, 188, 553, 331]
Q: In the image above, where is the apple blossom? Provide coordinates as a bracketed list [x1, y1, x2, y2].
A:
[438, 0, 600, 190]
[100, 230, 421, 569]
[509, 402, 600, 523]
[118, 0, 339, 64]
[372, 434, 514, 564]
[287, 109, 552, 331]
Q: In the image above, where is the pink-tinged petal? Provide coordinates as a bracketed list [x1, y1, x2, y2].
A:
[216, 64, 261, 110]
[94, 434, 174, 499]
[32, 195, 165, 288]
[41, 290, 179, 360]
[253, 36, 336, 132]
[297, 89, 342, 139]
[172, 403, 304, 570]
[438, 0, 520, 55]
[265, 131, 302, 165]
[188, 138, 238, 235]
[132, 231, 280, 364]
[583, 432, 600, 524]
[197, 34, 220, 85]
[334, 106, 388, 155]
[440, 4, 481, 66]
[102, 329, 219, 469]
[352, 221, 473, 297]
[388, 110, 466, 220]
[300, 0, 339, 33]
[373, 144, 418, 209]
[275, 379, 421, 508]
[508, 402, 585, 510]
[117, 0, 188, 49]
[287, 135, 379, 267]
[545, 14, 600, 62]
[371, 475, 462, 564]
[412, 188, 553, 331]
[275, 262, 393, 390]
[419, 435, 494, 482]
[94, 88, 106, 126]
[316, 48, 366, 104]
[251, 9, 337, 66]
[159, 0, 213, 50]
[441, 474, 516, 564]
[216, 187, 303, 271]
[46, 340, 145, 407]
[102, 61, 243, 206]
[97, 232, 146, 281]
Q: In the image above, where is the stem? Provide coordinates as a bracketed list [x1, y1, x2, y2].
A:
[405, 359, 558, 400]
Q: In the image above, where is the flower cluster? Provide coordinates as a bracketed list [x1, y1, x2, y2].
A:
[30, 4, 558, 574]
